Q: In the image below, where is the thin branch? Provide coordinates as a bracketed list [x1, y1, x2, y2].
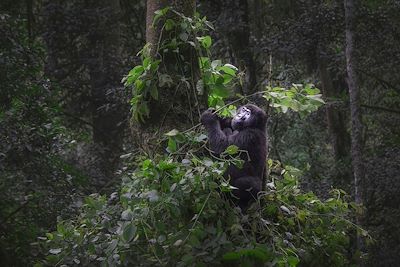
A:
[361, 104, 400, 115]
[358, 68, 400, 94]
[0, 199, 32, 226]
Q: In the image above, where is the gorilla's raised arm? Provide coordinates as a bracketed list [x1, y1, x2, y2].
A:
[200, 109, 236, 155]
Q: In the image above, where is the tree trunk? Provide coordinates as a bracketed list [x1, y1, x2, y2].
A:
[345, 0, 364, 206]
[345, 0, 365, 258]
[131, 0, 200, 155]
[318, 56, 350, 161]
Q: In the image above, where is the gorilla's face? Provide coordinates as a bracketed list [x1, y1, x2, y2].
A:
[231, 104, 267, 131]
[231, 106, 252, 130]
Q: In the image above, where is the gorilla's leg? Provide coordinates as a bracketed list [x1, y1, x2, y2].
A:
[230, 176, 262, 209]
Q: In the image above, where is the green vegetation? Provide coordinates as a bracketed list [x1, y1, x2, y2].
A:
[38, 142, 361, 267]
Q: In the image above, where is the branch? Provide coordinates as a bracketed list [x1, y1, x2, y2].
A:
[357, 68, 400, 94]
[361, 104, 400, 115]
[0, 199, 32, 226]
[60, 111, 94, 127]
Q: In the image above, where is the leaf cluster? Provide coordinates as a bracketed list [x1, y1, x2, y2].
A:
[264, 84, 325, 117]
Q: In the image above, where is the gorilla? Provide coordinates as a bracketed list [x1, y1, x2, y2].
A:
[201, 104, 267, 209]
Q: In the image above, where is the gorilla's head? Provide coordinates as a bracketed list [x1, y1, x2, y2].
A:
[231, 104, 267, 131]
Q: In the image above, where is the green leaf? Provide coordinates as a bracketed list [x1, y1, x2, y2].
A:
[241, 248, 271, 262]
[121, 209, 133, 221]
[222, 251, 241, 262]
[167, 137, 177, 152]
[219, 65, 237, 76]
[143, 57, 151, 69]
[197, 35, 212, 49]
[211, 60, 222, 69]
[149, 86, 158, 100]
[153, 7, 170, 25]
[125, 66, 144, 86]
[134, 79, 144, 92]
[165, 129, 180, 137]
[182, 254, 194, 263]
[306, 94, 325, 104]
[225, 145, 239, 155]
[222, 74, 234, 84]
[211, 84, 230, 98]
[122, 224, 136, 242]
[287, 256, 300, 267]
[194, 133, 207, 142]
[215, 76, 224, 85]
[165, 19, 175, 31]
[49, 248, 62, 255]
[46, 233, 54, 240]
[199, 57, 210, 69]
[150, 59, 161, 71]
[45, 255, 60, 264]
[129, 65, 144, 76]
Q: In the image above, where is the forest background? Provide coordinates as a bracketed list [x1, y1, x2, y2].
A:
[1, 0, 400, 266]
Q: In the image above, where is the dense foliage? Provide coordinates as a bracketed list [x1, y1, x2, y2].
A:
[37, 136, 361, 267]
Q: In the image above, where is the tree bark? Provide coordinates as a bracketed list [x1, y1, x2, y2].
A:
[345, 3, 366, 258]
[318, 56, 350, 161]
[345, 0, 364, 206]
[145, 0, 162, 52]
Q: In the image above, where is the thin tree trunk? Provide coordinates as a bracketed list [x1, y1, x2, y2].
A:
[318, 57, 350, 161]
[345, 1, 365, 258]
[145, 0, 162, 52]
[345, 0, 364, 206]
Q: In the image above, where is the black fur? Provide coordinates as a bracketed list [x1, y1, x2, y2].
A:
[201, 104, 267, 209]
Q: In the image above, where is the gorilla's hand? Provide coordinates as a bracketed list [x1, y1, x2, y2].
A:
[219, 117, 232, 129]
[201, 108, 218, 126]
